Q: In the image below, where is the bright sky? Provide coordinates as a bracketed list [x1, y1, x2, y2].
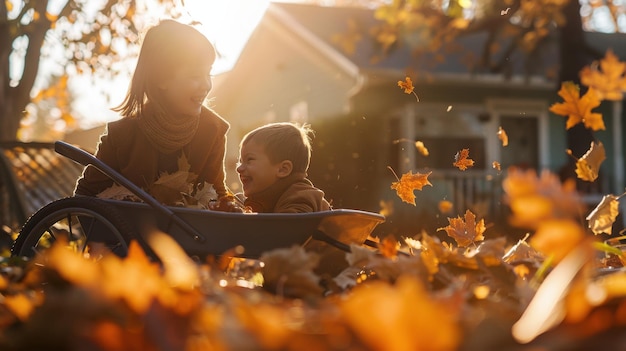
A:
[183, 0, 271, 74]
[72, 0, 273, 127]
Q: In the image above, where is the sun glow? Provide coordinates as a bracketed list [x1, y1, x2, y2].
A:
[183, 0, 271, 74]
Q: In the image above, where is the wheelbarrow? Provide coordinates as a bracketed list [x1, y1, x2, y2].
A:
[12, 141, 385, 264]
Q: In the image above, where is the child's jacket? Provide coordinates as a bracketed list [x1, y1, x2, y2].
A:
[243, 172, 331, 213]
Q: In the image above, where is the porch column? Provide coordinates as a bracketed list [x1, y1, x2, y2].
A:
[401, 103, 416, 173]
[613, 100, 624, 194]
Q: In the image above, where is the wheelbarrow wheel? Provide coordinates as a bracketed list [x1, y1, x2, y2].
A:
[12, 197, 137, 259]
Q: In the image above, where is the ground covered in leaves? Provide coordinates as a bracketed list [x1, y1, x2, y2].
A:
[1, 166, 625, 351]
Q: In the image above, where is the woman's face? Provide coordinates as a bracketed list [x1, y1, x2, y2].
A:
[159, 63, 213, 117]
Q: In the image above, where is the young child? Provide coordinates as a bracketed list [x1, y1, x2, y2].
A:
[74, 20, 235, 210]
[236, 122, 331, 213]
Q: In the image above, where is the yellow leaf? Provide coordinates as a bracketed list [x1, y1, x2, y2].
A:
[5, 0, 13, 12]
[549, 82, 605, 131]
[492, 161, 501, 171]
[498, 126, 509, 146]
[574, 141, 606, 182]
[390, 170, 433, 205]
[502, 168, 585, 229]
[586, 194, 620, 235]
[530, 219, 586, 263]
[580, 49, 626, 101]
[415, 140, 429, 156]
[397, 76, 414, 94]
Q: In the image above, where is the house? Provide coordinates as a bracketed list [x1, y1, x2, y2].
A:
[209, 2, 625, 236]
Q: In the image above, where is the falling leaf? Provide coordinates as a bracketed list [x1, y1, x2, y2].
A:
[438, 200, 453, 214]
[530, 219, 586, 263]
[502, 168, 584, 229]
[498, 126, 509, 146]
[397, 77, 414, 94]
[586, 194, 620, 235]
[446, 105, 453, 112]
[453, 148, 475, 171]
[492, 161, 501, 171]
[549, 81, 605, 131]
[437, 209, 486, 248]
[397, 76, 420, 102]
[580, 49, 626, 101]
[501, 7, 511, 15]
[390, 170, 433, 205]
[574, 141, 606, 182]
[415, 141, 429, 156]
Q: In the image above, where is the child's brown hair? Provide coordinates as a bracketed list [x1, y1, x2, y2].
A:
[241, 122, 314, 173]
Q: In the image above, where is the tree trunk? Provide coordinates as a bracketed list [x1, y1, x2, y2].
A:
[558, 0, 603, 191]
[0, 1, 50, 142]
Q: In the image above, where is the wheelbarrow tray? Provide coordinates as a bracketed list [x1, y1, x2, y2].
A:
[98, 198, 384, 259]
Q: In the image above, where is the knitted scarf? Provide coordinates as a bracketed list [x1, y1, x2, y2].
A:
[138, 105, 200, 154]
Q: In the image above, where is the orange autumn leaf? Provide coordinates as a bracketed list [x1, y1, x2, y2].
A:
[549, 81, 605, 131]
[378, 235, 399, 258]
[586, 194, 621, 235]
[397, 76, 414, 93]
[390, 170, 433, 205]
[580, 49, 626, 101]
[498, 126, 509, 146]
[502, 168, 585, 229]
[573, 141, 606, 182]
[492, 161, 501, 171]
[438, 200, 454, 214]
[437, 209, 486, 248]
[397, 76, 419, 101]
[530, 219, 586, 263]
[453, 148, 475, 171]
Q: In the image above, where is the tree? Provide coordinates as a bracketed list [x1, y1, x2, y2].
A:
[0, 0, 182, 142]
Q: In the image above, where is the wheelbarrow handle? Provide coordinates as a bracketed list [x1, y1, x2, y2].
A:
[54, 141, 206, 242]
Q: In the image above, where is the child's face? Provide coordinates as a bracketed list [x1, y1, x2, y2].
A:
[237, 140, 284, 197]
[160, 64, 212, 117]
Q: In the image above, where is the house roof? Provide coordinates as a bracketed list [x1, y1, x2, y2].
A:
[248, 2, 626, 82]
[266, 2, 558, 80]
[0, 142, 84, 228]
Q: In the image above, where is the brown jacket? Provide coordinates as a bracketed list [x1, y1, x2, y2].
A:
[244, 173, 331, 213]
[74, 107, 229, 197]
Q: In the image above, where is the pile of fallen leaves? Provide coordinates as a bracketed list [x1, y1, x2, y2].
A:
[0, 166, 625, 351]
